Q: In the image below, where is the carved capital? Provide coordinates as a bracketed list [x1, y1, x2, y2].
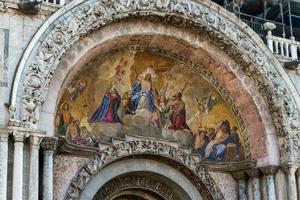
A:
[296, 168, 300, 176]
[282, 164, 299, 175]
[29, 135, 42, 147]
[246, 169, 260, 178]
[0, 129, 9, 142]
[12, 131, 25, 143]
[260, 166, 278, 175]
[41, 137, 58, 152]
[232, 171, 247, 180]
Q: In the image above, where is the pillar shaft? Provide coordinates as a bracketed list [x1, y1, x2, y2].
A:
[41, 137, 58, 200]
[29, 136, 42, 200]
[283, 165, 298, 200]
[247, 169, 261, 200]
[296, 169, 300, 200]
[261, 166, 278, 200]
[12, 132, 24, 200]
[232, 171, 248, 200]
[0, 130, 8, 200]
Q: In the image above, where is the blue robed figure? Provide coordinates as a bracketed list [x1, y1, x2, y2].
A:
[130, 73, 155, 113]
[90, 88, 122, 124]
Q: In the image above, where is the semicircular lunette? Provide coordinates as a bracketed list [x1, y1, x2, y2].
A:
[56, 48, 248, 163]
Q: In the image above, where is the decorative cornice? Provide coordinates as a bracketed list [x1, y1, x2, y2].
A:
[41, 137, 58, 152]
[57, 137, 98, 157]
[65, 140, 225, 200]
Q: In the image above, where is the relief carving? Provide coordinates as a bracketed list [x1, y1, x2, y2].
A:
[65, 140, 224, 200]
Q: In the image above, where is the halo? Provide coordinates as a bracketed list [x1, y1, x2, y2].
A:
[140, 67, 157, 78]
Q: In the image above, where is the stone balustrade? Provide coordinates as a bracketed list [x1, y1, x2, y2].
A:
[42, 0, 65, 5]
[265, 23, 300, 61]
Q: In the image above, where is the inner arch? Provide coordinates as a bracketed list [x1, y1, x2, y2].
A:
[79, 159, 203, 200]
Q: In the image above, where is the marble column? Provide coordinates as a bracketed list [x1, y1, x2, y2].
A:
[296, 168, 300, 200]
[282, 165, 298, 200]
[29, 136, 42, 200]
[260, 166, 278, 200]
[275, 169, 288, 200]
[232, 171, 248, 200]
[12, 131, 25, 200]
[247, 169, 261, 200]
[0, 129, 9, 200]
[41, 137, 58, 200]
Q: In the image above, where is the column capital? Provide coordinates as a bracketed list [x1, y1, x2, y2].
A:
[260, 165, 278, 175]
[281, 164, 299, 174]
[232, 171, 247, 180]
[246, 169, 260, 177]
[296, 168, 300, 176]
[29, 135, 43, 147]
[41, 137, 58, 152]
[12, 131, 25, 142]
[0, 129, 9, 142]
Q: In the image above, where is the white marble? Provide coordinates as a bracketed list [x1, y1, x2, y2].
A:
[275, 169, 288, 200]
[0, 131, 8, 200]
[12, 132, 24, 200]
[43, 150, 54, 200]
[283, 166, 298, 200]
[29, 136, 41, 200]
[265, 174, 276, 200]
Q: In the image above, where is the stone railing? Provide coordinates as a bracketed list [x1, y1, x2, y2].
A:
[42, 0, 65, 6]
[265, 23, 300, 61]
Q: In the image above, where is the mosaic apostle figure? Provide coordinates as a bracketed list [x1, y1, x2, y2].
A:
[167, 92, 190, 132]
[90, 83, 122, 124]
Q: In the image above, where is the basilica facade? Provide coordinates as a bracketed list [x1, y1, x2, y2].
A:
[0, 0, 300, 200]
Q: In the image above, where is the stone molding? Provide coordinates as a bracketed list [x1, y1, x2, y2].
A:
[7, 0, 300, 163]
[41, 137, 58, 152]
[94, 175, 179, 200]
[65, 140, 225, 200]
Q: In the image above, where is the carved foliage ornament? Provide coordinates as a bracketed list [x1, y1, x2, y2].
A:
[14, 0, 299, 150]
[65, 140, 224, 200]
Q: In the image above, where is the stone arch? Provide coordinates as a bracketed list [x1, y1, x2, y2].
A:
[64, 140, 224, 200]
[9, 0, 300, 140]
[39, 21, 278, 165]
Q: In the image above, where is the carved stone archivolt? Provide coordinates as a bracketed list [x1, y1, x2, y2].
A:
[9, 0, 300, 161]
[65, 140, 225, 200]
[94, 175, 179, 200]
